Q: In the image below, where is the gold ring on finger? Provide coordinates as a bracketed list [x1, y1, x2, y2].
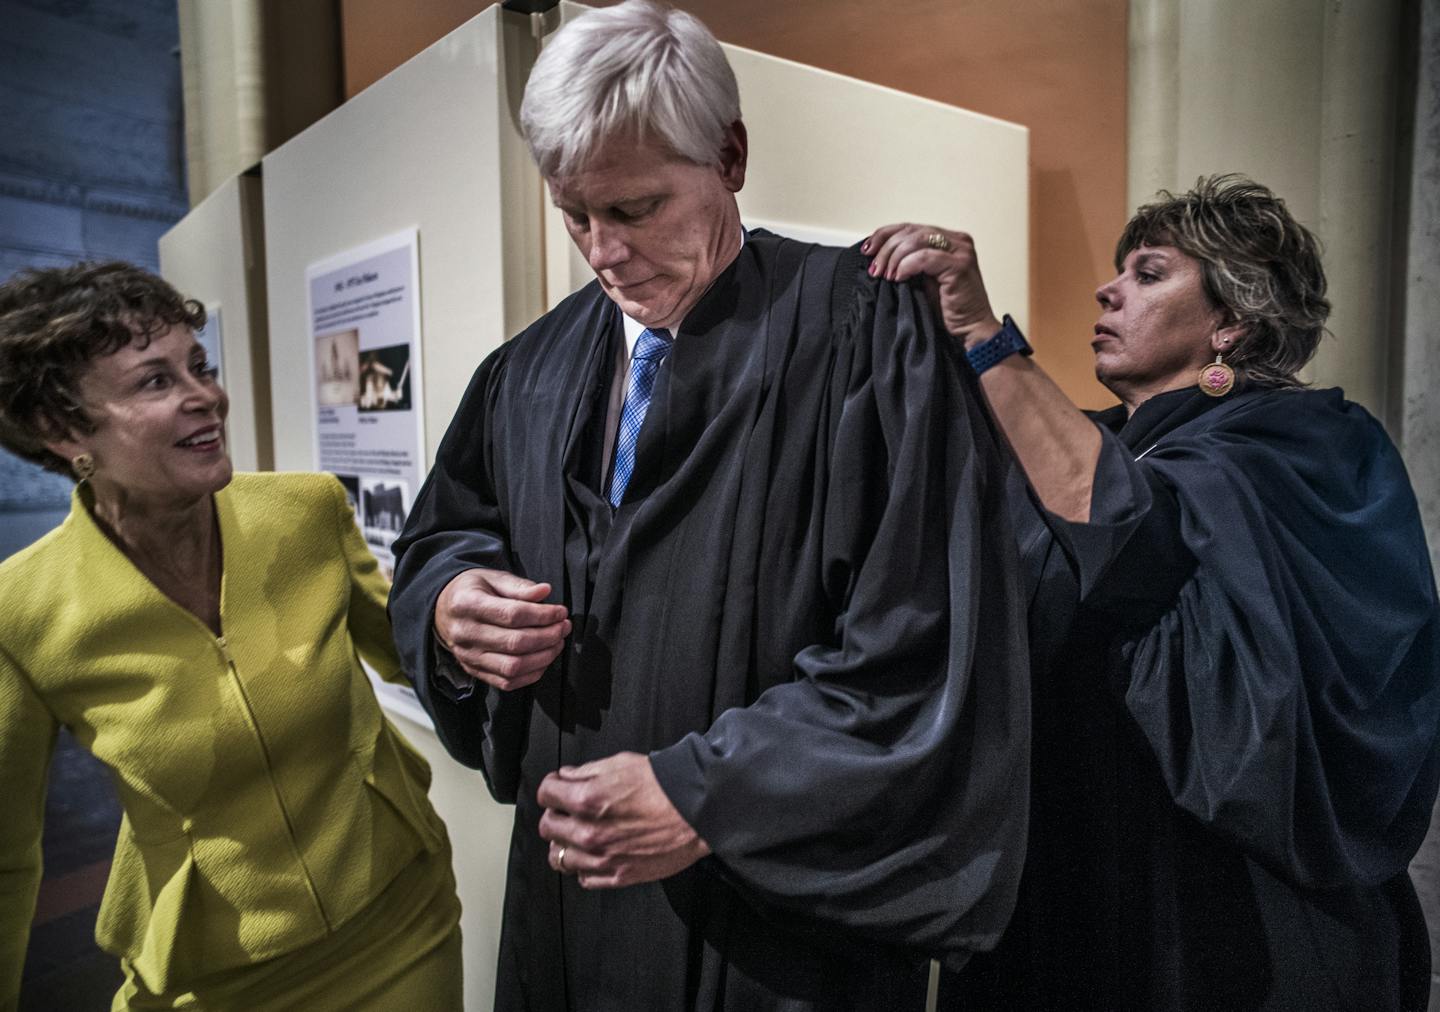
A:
[925, 232, 952, 252]
[557, 845, 568, 873]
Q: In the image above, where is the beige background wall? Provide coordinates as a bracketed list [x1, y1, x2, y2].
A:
[339, 0, 1130, 408]
[1129, 0, 1406, 423]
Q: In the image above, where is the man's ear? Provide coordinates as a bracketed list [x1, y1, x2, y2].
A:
[718, 120, 748, 193]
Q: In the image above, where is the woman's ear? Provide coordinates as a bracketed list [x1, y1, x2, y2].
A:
[37, 415, 85, 466]
[1212, 319, 1247, 355]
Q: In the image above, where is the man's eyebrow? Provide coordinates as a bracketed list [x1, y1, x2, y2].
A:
[553, 192, 665, 211]
[611, 193, 663, 206]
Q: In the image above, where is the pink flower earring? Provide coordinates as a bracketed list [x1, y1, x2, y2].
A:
[1198, 353, 1234, 397]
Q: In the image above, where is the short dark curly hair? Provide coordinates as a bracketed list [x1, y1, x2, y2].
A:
[1116, 174, 1330, 388]
[0, 261, 207, 475]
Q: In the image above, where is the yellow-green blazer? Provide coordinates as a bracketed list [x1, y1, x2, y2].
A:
[0, 472, 448, 1005]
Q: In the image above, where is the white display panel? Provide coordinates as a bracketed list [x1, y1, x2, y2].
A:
[158, 173, 272, 471]
[543, 1, 1029, 325]
[260, 9, 542, 1008]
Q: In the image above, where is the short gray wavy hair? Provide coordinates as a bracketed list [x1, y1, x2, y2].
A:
[520, 0, 740, 178]
[1116, 174, 1330, 388]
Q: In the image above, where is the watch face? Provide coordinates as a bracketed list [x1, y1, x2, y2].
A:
[1004, 316, 1032, 355]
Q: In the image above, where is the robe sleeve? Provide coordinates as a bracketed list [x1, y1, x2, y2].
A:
[389, 350, 529, 799]
[325, 475, 406, 684]
[649, 277, 1031, 965]
[1047, 392, 1440, 889]
[0, 643, 58, 1009]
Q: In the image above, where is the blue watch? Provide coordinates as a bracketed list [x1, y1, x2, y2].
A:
[966, 314, 1031, 374]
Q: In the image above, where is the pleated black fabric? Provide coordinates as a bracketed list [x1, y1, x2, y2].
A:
[391, 234, 1030, 1011]
[947, 385, 1440, 1010]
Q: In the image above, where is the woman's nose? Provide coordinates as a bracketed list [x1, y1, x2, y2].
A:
[1095, 277, 1121, 308]
[183, 372, 223, 409]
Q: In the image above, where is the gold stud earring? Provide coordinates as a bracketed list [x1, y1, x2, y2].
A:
[71, 452, 95, 481]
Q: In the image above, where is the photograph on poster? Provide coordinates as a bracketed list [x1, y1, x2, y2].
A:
[358, 343, 412, 412]
[335, 474, 361, 513]
[360, 476, 409, 580]
[361, 474, 409, 544]
[316, 329, 360, 407]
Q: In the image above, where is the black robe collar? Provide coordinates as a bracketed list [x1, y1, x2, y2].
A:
[1093, 385, 1240, 457]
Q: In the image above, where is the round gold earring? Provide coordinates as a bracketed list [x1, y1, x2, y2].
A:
[1198, 353, 1234, 397]
[71, 452, 95, 481]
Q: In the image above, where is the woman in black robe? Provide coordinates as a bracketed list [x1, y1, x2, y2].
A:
[867, 174, 1440, 1009]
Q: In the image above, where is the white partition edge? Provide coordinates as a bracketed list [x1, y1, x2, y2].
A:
[159, 173, 273, 471]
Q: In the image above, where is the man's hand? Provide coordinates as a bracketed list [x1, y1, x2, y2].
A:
[862, 224, 1002, 348]
[434, 568, 570, 691]
[537, 752, 710, 889]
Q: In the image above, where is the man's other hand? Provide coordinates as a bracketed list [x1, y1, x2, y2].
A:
[434, 568, 570, 691]
[538, 752, 711, 889]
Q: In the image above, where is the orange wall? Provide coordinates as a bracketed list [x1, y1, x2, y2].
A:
[341, 1, 484, 99]
[340, 0, 1126, 407]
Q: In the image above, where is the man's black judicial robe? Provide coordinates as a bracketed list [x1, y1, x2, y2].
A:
[946, 385, 1440, 1010]
[390, 234, 1030, 1010]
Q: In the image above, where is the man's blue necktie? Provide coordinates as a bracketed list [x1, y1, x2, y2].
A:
[609, 327, 673, 507]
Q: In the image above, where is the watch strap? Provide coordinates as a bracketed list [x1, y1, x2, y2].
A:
[966, 314, 1032, 375]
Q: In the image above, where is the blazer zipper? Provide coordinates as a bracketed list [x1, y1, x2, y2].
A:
[215, 634, 334, 931]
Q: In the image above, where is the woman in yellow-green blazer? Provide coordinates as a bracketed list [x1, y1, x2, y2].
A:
[0, 263, 461, 1010]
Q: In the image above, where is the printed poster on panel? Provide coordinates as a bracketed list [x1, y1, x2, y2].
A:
[306, 230, 424, 581]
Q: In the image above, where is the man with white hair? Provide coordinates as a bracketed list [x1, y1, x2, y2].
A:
[391, 2, 1029, 1008]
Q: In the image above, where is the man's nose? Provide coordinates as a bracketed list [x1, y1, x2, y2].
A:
[587, 223, 629, 273]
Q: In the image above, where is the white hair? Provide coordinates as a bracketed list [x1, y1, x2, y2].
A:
[520, 0, 741, 177]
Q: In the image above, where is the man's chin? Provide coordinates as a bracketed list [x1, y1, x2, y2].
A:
[606, 291, 676, 328]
